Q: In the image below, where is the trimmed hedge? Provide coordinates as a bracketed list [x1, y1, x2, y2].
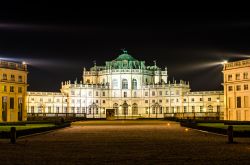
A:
[180, 121, 250, 137]
[0, 122, 71, 139]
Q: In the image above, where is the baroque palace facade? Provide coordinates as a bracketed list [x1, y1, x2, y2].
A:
[26, 51, 224, 119]
[0, 60, 28, 122]
[223, 59, 250, 121]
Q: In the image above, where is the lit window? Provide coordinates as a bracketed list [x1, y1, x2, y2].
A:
[112, 79, 118, 89]
[2, 85, 7, 92]
[18, 76, 22, 82]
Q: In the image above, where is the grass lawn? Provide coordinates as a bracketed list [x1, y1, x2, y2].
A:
[197, 123, 250, 131]
[0, 124, 55, 132]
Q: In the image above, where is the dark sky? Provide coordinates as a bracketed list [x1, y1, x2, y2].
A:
[1, 8, 250, 92]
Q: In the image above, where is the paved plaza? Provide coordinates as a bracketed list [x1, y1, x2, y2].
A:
[1, 120, 250, 164]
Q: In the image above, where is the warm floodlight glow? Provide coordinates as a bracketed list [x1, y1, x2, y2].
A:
[185, 128, 189, 132]
[216, 99, 220, 102]
[167, 123, 170, 126]
[221, 60, 228, 65]
[22, 61, 26, 65]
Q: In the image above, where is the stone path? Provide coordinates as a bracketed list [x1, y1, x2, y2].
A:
[1, 120, 250, 165]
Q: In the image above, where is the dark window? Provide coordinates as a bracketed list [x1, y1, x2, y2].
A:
[10, 97, 14, 109]
[237, 97, 241, 108]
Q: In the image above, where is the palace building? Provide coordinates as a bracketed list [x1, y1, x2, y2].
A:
[223, 59, 250, 121]
[26, 51, 224, 119]
[0, 60, 28, 122]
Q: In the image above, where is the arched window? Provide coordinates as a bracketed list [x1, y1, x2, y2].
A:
[112, 79, 118, 89]
[132, 79, 137, 89]
[113, 103, 119, 115]
[122, 79, 128, 89]
[208, 105, 213, 112]
[132, 103, 138, 115]
[122, 102, 128, 115]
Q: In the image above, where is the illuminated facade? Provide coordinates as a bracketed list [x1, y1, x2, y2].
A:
[223, 59, 250, 121]
[0, 60, 28, 122]
[26, 51, 224, 119]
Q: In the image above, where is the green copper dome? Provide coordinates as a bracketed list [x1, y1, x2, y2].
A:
[115, 53, 137, 61]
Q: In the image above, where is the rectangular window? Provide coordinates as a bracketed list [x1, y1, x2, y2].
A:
[159, 99, 162, 103]
[124, 92, 127, 97]
[159, 91, 162, 96]
[228, 86, 233, 91]
[96, 100, 98, 103]
[183, 99, 186, 102]
[18, 76, 22, 82]
[237, 97, 241, 108]
[244, 96, 249, 108]
[145, 92, 148, 96]
[56, 107, 60, 113]
[2, 85, 7, 92]
[48, 106, 51, 113]
[244, 84, 248, 90]
[18, 87, 22, 93]
[152, 100, 155, 103]
[228, 74, 232, 81]
[10, 97, 14, 109]
[88, 91, 92, 96]
[102, 100, 105, 104]
[236, 73, 240, 80]
[184, 106, 187, 112]
[176, 99, 179, 102]
[200, 98, 203, 101]
[10, 86, 14, 92]
[176, 90, 180, 95]
[166, 99, 169, 103]
[243, 72, 248, 79]
[145, 100, 148, 103]
[31, 106, 34, 113]
[40, 98, 43, 102]
[200, 106, 203, 112]
[229, 97, 233, 108]
[192, 106, 195, 112]
[236, 85, 241, 91]
[165, 91, 168, 95]
[191, 98, 194, 102]
[71, 91, 75, 95]
[48, 98, 52, 102]
[102, 92, 105, 96]
[56, 99, 60, 102]
[10, 75, 15, 81]
[133, 91, 137, 97]
[96, 91, 98, 96]
[152, 91, 155, 96]
[208, 98, 211, 101]
[2, 73, 7, 80]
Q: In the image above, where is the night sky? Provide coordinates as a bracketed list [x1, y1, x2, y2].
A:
[1, 8, 250, 92]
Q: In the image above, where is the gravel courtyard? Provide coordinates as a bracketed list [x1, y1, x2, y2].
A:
[1, 120, 250, 165]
